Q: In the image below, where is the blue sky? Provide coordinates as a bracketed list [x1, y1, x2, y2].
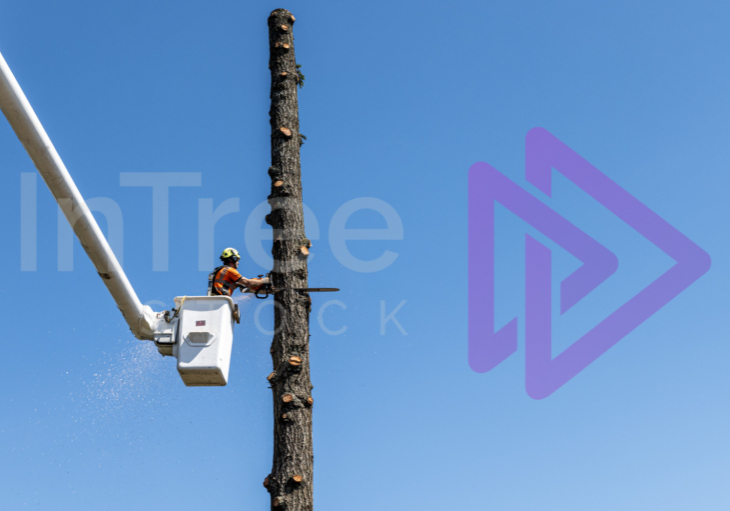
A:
[1, 1, 728, 509]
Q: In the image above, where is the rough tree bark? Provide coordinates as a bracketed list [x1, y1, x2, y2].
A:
[263, 9, 314, 511]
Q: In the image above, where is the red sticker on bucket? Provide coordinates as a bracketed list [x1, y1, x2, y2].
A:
[196, 320, 206, 326]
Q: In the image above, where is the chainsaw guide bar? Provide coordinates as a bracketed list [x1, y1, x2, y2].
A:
[243, 285, 340, 299]
[282, 288, 339, 293]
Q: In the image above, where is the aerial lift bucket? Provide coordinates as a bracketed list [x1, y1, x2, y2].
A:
[154, 296, 239, 386]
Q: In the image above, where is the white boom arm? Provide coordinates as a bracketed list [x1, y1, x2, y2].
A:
[0, 50, 157, 340]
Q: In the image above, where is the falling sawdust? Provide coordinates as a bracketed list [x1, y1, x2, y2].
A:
[232, 293, 254, 305]
[74, 339, 180, 431]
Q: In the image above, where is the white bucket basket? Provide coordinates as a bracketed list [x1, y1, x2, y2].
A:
[172, 296, 236, 387]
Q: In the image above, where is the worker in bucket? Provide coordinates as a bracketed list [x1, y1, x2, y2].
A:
[208, 248, 268, 296]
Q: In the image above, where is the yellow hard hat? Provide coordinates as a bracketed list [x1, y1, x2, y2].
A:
[221, 247, 241, 260]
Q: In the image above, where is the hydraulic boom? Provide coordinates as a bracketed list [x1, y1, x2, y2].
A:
[0, 50, 157, 340]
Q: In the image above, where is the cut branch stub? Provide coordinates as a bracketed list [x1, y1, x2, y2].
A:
[282, 413, 288, 420]
[279, 24, 289, 32]
[267, 372, 276, 381]
[279, 127, 292, 137]
[273, 497, 283, 507]
[306, 397, 314, 406]
[289, 14, 296, 23]
[263, 476, 270, 488]
[291, 475, 304, 484]
[299, 246, 310, 256]
[282, 394, 294, 403]
[274, 180, 284, 187]
[279, 72, 288, 78]
[289, 356, 302, 367]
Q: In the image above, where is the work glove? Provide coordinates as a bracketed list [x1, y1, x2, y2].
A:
[247, 277, 269, 292]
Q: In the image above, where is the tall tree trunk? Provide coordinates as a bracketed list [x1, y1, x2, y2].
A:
[264, 9, 314, 511]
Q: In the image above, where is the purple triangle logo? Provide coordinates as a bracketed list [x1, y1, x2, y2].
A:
[469, 128, 711, 399]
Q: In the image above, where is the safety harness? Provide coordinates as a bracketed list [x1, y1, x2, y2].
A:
[207, 265, 238, 296]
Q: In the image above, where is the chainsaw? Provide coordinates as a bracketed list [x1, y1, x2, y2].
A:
[243, 273, 339, 299]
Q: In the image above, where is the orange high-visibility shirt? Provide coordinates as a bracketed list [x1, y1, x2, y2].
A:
[212, 266, 242, 296]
